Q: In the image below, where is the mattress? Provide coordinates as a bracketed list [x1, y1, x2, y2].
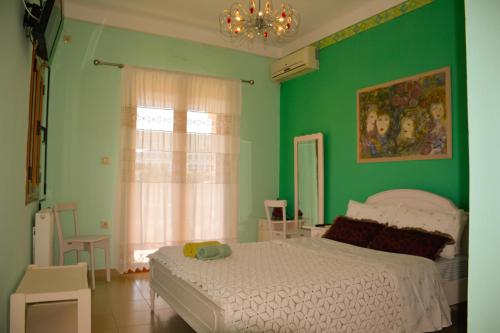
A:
[150, 238, 451, 333]
[435, 255, 468, 281]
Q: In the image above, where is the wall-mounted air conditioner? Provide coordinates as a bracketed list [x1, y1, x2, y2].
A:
[271, 46, 319, 83]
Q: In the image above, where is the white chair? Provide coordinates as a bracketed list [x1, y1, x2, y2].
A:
[53, 203, 111, 290]
[264, 200, 299, 240]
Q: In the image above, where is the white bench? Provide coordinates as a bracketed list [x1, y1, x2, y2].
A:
[10, 263, 91, 333]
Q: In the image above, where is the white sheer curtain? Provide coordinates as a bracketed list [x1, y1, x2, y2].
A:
[115, 66, 241, 272]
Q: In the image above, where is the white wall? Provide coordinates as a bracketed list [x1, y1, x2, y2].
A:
[465, 0, 500, 331]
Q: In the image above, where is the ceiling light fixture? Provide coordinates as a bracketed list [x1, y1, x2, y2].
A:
[219, 0, 299, 42]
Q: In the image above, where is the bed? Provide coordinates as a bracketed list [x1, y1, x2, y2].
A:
[149, 189, 468, 333]
[365, 189, 468, 306]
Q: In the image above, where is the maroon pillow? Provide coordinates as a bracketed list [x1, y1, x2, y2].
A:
[368, 226, 454, 260]
[322, 216, 387, 247]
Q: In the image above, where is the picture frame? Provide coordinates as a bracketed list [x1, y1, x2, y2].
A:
[357, 67, 452, 163]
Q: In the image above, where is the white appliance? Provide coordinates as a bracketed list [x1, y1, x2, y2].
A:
[33, 208, 54, 266]
[271, 46, 319, 82]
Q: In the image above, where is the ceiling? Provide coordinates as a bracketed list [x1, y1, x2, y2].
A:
[63, 0, 406, 58]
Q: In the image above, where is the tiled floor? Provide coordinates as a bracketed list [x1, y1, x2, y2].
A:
[91, 271, 195, 333]
[89, 271, 465, 333]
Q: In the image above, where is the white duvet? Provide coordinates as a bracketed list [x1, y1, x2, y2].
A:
[149, 237, 451, 333]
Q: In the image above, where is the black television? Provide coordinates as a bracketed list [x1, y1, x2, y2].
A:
[24, 0, 63, 61]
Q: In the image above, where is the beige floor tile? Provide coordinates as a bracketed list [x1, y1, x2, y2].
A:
[93, 283, 112, 295]
[92, 293, 110, 303]
[138, 286, 152, 300]
[106, 282, 138, 293]
[110, 299, 151, 314]
[150, 296, 170, 309]
[154, 307, 176, 321]
[91, 328, 118, 333]
[134, 278, 150, 286]
[107, 287, 145, 302]
[92, 299, 113, 315]
[117, 324, 165, 333]
[136, 281, 150, 290]
[136, 281, 150, 292]
[113, 310, 161, 328]
[92, 313, 116, 329]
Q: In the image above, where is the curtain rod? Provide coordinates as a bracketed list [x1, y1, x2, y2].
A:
[92, 59, 255, 85]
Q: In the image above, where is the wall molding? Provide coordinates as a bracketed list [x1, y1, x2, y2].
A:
[64, 0, 433, 59]
[314, 0, 434, 50]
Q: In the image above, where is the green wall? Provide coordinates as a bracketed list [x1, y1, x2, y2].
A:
[465, 1, 500, 331]
[0, 0, 38, 330]
[47, 19, 280, 267]
[280, 0, 468, 222]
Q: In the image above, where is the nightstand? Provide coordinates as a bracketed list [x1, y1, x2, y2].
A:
[258, 218, 309, 241]
[258, 219, 328, 240]
[302, 225, 329, 238]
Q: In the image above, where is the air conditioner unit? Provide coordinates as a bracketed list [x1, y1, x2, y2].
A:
[271, 46, 319, 82]
[33, 208, 54, 266]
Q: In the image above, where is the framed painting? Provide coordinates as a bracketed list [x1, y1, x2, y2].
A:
[357, 67, 452, 163]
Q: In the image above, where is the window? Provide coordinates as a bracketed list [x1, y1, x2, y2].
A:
[136, 107, 173, 132]
[187, 111, 216, 134]
[117, 67, 240, 272]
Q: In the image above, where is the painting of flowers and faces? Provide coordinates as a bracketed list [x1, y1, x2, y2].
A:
[357, 67, 452, 163]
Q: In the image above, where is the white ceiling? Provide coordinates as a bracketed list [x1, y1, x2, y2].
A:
[63, 0, 406, 58]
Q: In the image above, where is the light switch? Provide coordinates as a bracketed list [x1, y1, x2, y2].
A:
[101, 156, 111, 165]
[100, 221, 109, 229]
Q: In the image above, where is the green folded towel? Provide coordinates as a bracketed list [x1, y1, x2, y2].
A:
[196, 244, 232, 260]
[183, 241, 221, 257]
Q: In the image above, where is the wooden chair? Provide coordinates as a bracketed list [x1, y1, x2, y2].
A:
[53, 203, 111, 290]
[264, 200, 299, 240]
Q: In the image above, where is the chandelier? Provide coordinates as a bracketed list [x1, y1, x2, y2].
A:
[219, 0, 299, 42]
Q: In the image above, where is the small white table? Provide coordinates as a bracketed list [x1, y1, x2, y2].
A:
[301, 225, 329, 238]
[258, 219, 328, 241]
[10, 263, 91, 333]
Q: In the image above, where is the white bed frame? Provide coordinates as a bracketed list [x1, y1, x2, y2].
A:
[149, 260, 223, 333]
[149, 189, 468, 333]
[366, 189, 468, 306]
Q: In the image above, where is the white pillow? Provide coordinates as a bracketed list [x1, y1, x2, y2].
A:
[345, 200, 400, 224]
[391, 204, 468, 259]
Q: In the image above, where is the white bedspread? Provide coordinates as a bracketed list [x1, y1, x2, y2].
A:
[150, 238, 451, 333]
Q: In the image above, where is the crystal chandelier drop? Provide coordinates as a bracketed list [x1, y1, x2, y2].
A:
[219, 0, 299, 42]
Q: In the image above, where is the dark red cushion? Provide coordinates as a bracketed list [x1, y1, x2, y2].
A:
[322, 216, 387, 247]
[368, 226, 454, 260]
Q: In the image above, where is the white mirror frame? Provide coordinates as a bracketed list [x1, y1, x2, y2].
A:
[294, 133, 324, 226]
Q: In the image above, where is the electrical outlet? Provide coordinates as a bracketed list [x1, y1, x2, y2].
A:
[100, 221, 109, 229]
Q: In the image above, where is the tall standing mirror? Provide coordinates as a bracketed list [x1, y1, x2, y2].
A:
[294, 133, 324, 227]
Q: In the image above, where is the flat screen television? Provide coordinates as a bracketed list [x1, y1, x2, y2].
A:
[25, 0, 63, 61]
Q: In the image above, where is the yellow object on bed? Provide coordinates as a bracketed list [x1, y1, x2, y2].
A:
[183, 241, 221, 258]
